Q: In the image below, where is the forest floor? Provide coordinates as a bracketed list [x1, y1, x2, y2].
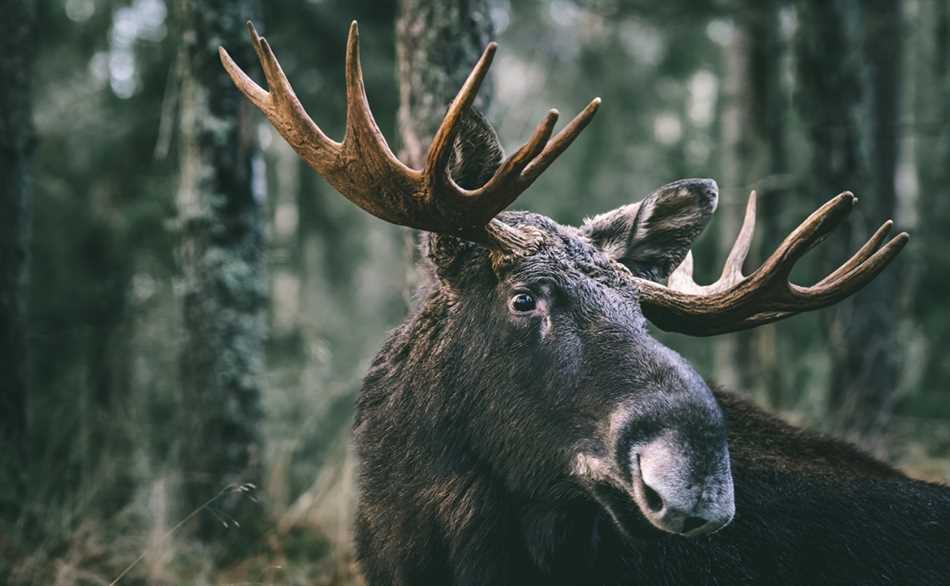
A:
[5, 415, 949, 586]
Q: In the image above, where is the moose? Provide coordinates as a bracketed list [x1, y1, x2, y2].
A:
[221, 22, 950, 585]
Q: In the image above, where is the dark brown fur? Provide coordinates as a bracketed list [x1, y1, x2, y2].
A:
[352, 216, 950, 585]
[351, 115, 949, 585]
[714, 390, 900, 480]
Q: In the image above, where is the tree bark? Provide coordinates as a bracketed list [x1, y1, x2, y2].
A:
[746, 0, 789, 407]
[175, 0, 266, 551]
[0, 0, 34, 514]
[715, 1, 788, 404]
[395, 0, 494, 300]
[915, 0, 950, 393]
[714, 19, 750, 394]
[841, 0, 902, 434]
[796, 0, 901, 434]
[396, 0, 494, 169]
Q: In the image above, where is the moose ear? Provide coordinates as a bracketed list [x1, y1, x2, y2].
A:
[446, 107, 505, 189]
[423, 108, 505, 281]
[580, 179, 719, 282]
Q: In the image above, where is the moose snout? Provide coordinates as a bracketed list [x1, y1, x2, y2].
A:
[630, 435, 735, 537]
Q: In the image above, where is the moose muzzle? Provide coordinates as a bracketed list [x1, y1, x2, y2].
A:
[630, 432, 734, 536]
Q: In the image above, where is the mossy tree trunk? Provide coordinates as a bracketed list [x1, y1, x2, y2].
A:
[396, 0, 494, 169]
[175, 0, 266, 552]
[0, 0, 34, 516]
[395, 0, 494, 296]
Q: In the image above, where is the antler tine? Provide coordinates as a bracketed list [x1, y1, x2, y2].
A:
[222, 23, 600, 253]
[220, 22, 340, 168]
[782, 232, 909, 317]
[752, 191, 857, 285]
[462, 98, 601, 218]
[420, 47, 601, 229]
[490, 109, 560, 181]
[425, 43, 498, 180]
[814, 220, 893, 288]
[798, 231, 908, 300]
[343, 21, 403, 168]
[635, 190, 909, 336]
[717, 191, 757, 289]
[219, 41, 269, 111]
[668, 251, 702, 293]
[465, 109, 559, 216]
[247, 24, 284, 100]
[522, 97, 601, 182]
[660, 191, 756, 297]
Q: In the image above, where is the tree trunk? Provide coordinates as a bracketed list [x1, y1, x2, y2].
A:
[713, 19, 750, 394]
[396, 0, 494, 169]
[715, 1, 788, 404]
[745, 0, 789, 407]
[844, 0, 902, 434]
[916, 0, 950, 394]
[796, 0, 901, 434]
[396, 0, 494, 299]
[175, 0, 266, 552]
[0, 0, 34, 515]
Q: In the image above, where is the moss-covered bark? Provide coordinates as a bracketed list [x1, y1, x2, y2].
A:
[0, 0, 34, 515]
[396, 0, 494, 168]
[175, 0, 266, 551]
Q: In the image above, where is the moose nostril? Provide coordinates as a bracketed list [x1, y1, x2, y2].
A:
[682, 515, 708, 534]
[642, 481, 664, 513]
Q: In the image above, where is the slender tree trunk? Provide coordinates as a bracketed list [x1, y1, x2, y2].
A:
[716, 2, 788, 403]
[746, 0, 789, 406]
[916, 0, 950, 392]
[175, 0, 266, 551]
[396, 0, 494, 169]
[846, 0, 902, 434]
[796, 0, 901, 434]
[714, 20, 750, 393]
[396, 0, 494, 299]
[0, 0, 34, 515]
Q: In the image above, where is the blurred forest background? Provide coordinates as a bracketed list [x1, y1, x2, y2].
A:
[1, 0, 948, 583]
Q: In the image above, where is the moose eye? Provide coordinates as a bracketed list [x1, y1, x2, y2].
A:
[510, 292, 537, 313]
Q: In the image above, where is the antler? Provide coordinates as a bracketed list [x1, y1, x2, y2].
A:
[219, 21, 600, 254]
[637, 191, 909, 336]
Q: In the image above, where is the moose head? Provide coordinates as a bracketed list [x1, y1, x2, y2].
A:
[220, 22, 907, 542]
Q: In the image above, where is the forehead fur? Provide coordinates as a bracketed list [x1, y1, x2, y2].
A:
[494, 211, 635, 291]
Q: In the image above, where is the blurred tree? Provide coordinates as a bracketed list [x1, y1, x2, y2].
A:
[175, 0, 267, 553]
[395, 0, 494, 300]
[849, 0, 903, 431]
[714, 6, 752, 394]
[259, 2, 400, 526]
[796, 0, 902, 434]
[0, 0, 35, 517]
[716, 0, 789, 405]
[2, 1, 947, 581]
[396, 0, 494, 168]
[744, 0, 789, 407]
[916, 0, 950, 398]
